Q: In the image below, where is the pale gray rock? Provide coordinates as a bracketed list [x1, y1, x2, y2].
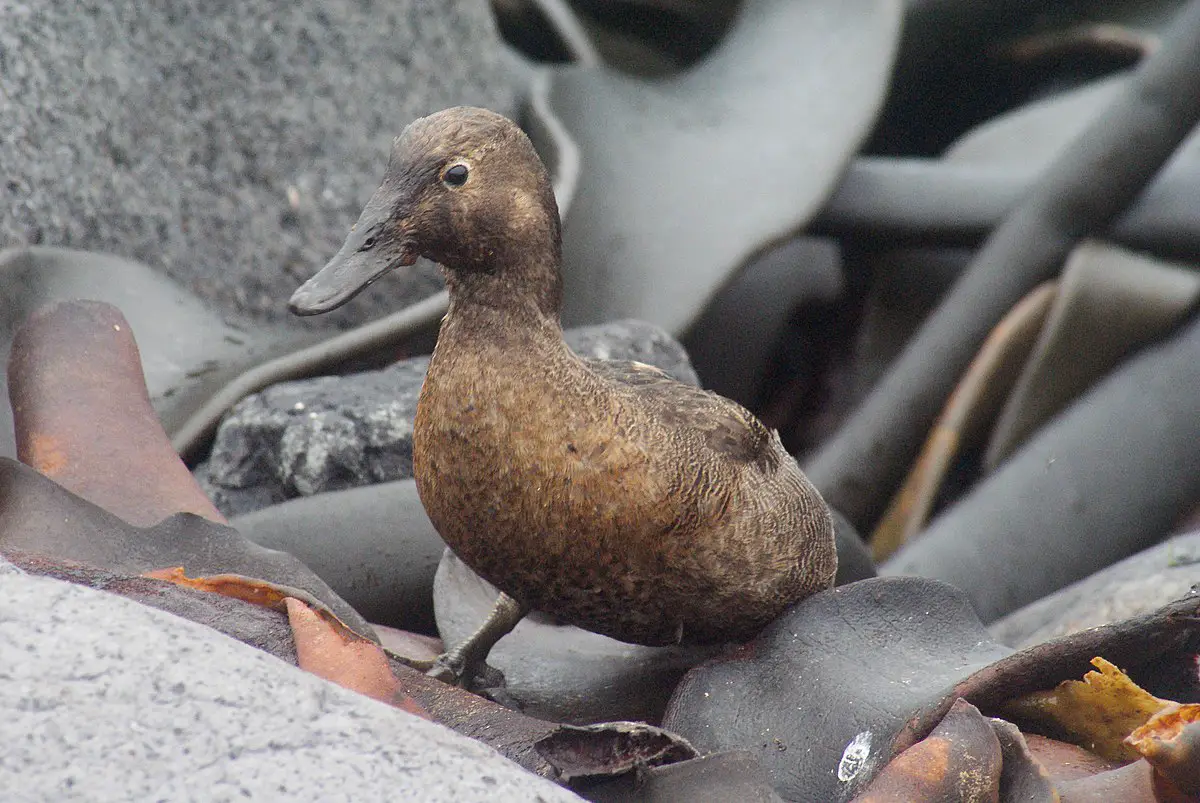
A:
[198, 319, 699, 516]
[0, 0, 518, 328]
[0, 561, 581, 802]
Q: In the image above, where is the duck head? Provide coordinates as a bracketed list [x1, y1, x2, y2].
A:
[289, 106, 561, 317]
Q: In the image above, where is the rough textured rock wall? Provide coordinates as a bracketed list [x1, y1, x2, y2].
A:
[0, 1, 518, 327]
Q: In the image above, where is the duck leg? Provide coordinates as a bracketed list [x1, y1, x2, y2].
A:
[426, 592, 529, 687]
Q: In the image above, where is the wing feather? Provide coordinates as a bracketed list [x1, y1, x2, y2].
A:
[583, 358, 779, 470]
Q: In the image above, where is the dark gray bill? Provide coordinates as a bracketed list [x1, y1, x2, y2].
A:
[288, 243, 417, 316]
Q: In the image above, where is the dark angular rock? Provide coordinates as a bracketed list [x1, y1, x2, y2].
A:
[200, 360, 429, 516]
[0, 0, 519, 328]
[198, 320, 699, 517]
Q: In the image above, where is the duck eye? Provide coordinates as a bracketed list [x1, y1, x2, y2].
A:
[443, 163, 469, 187]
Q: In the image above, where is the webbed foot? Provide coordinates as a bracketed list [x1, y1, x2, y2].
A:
[420, 592, 528, 690]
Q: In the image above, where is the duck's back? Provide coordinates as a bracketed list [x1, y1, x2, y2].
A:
[414, 328, 836, 646]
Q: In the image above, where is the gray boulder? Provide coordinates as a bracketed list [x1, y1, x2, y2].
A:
[198, 319, 699, 517]
[0, 0, 518, 328]
[0, 559, 581, 802]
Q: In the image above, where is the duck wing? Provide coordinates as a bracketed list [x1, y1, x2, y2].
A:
[583, 358, 781, 471]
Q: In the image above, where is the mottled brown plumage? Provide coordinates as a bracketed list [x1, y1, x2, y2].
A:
[290, 106, 836, 648]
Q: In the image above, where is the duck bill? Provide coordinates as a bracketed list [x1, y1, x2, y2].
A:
[288, 239, 417, 316]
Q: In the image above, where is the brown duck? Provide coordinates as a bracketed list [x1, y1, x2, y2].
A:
[290, 107, 836, 681]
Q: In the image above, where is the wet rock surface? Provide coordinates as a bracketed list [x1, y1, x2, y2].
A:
[0, 0, 518, 328]
[198, 319, 699, 517]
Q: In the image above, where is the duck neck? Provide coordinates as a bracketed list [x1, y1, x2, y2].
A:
[440, 243, 565, 348]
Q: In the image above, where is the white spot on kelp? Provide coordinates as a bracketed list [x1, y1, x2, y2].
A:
[837, 731, 872, 783]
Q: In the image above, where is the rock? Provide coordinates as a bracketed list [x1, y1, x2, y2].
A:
[0, 560, 582, 802]
[0, 0, 518, 328]
[198, 319, 699, 517]
[9, 549, 301, 665]
[200, 360, 429, 516]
